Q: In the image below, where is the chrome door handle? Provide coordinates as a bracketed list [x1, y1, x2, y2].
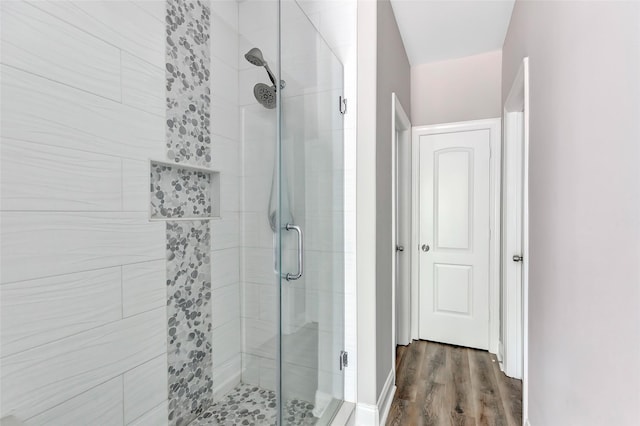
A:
[396, 245, 404, 252]
[513, 255, 523, 262]
[421, 244, 430, 252]
[284, 223, 303, 281]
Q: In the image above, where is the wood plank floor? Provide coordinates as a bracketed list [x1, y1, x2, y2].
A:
[387, 340, 522, 426]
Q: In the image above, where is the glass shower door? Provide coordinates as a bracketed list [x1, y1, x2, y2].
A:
[277, 1, 345, 424]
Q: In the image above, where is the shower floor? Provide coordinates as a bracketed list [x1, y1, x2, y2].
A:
[190, 383, 317, 426]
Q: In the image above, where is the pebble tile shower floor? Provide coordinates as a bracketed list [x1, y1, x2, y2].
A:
[190, 383, 317, 425]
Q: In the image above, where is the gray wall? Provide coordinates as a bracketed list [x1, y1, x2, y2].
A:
[503, 1, 640, 424]
[411, 50, 502, 125]
[375, 0, 411, 399]
[356, 0, 379, 408]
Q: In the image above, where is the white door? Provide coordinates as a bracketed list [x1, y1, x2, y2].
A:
[502, 112, 525, 378]
[392, 93, 412, 348]
[418, 128, 491, 350]
[395, 128, 411, 346]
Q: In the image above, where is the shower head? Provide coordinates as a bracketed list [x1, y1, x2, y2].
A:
[244, 47, 266, 67]
[244, 47, 285, 94]
[254, 83, 276, 109]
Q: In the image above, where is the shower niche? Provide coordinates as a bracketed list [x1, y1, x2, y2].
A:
[149, 160, 221, 221]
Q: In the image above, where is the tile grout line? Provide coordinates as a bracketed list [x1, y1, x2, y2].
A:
[0, 306, 166, 361]
[120, 265, 124, 320]
[22, 375, 124, 423]
[122, 373, 126, 426]
[0, 136, 162, 163]
[0, 259, 165, 286]
[1, 63, 122, 105]
[127, 400, 168, 426]
[1, 63, 165, 117]
[119, 48, 124, 104]
[24, 1, 165, 69]
[121, 157, 125, 212]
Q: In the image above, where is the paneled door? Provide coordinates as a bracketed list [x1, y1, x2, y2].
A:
[417, 127, 491, 350]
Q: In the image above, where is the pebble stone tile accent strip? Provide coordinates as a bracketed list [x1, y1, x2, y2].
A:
[166, 0, 212, 166]
[190, 384, 318, 426]
[150, 162, 213, 219]
[164, 0, 214, 424]
[167, 220, 214, 425]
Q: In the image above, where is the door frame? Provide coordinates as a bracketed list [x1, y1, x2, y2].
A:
[391, 92, 411, 379]
[410, 118, 502, 354]
[502, 57, 530, 424]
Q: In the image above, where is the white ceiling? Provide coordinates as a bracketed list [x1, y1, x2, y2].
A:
[390, 0, 515, 66]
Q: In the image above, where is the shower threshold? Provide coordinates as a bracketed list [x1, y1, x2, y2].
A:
[189, 383, 317, 426]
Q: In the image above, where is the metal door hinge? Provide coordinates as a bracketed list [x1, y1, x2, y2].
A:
[339, 96, 347, 115]
[339, 350, 348, 370]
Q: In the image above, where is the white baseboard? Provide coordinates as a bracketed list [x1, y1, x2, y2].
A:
[355, 403, 377, 425]
[354, 370, 396, 425]
[377, 370, 396, 426]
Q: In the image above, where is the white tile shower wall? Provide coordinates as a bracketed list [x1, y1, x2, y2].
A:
[0, 211, 165, 283]
[128, 402, 169, 426]
[209, 0, 243, 402]
[0, 64, 165, 161]
[0, 268, 123, 358]
[0, 1, 168, 424]
[1, 1, 122, 101]
[24, 377, 124, 426]
[24, 0, 166, 66]
[122, 259, 166, 318]
[0, 138, 123, 211]
[1, 308, 165, 420]
[123, 354, 169, 424]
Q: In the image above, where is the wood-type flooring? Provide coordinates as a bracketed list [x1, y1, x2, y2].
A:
[387, 340, 522, 426]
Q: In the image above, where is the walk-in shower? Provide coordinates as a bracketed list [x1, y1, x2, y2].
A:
[0, 0, 345, 425]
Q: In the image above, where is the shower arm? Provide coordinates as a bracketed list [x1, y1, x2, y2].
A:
[263, 63, 285, 90]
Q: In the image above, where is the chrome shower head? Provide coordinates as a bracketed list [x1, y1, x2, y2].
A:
[244, 47, 266, 67]
[244, 47, 285, 94]
[254, 83, 276, 109]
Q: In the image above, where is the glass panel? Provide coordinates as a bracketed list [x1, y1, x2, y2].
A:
[278, 1, 345, 424]
[237, 0, 282, 424]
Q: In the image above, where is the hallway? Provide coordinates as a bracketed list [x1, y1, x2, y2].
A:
[387, 341, 522, 426]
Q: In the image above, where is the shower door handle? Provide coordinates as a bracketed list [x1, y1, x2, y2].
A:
[284, 224, 303, 281]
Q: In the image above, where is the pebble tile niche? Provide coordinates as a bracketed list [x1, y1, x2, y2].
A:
[150, 161, 220, 221]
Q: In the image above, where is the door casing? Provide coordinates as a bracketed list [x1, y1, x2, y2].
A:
[502, 57, 530, 424]
[391, 93, 412, 381]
